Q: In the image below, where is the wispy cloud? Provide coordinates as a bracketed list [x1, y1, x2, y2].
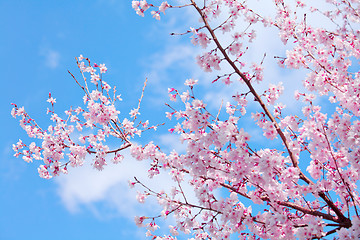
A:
[55, 149, 197, 221]
[56, 150, 152, 216]
[157, 133, 187, 154]
[39, 48, 60, 69]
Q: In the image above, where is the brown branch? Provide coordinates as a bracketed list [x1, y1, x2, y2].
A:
[68, 70, 90, 99]
[133, 78, 148, 122]
[190, 0, 303, 175]
[87, 142, 132, 154]
[189, 0, 354, 228]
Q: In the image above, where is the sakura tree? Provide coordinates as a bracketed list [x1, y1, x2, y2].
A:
[11, 0, 360, 239]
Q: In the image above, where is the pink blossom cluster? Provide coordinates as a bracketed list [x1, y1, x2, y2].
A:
[196, 52, 221, 72]
[128, 0, 360, 238]
[190, 28, 211, 49]
[132, 0, 170, 20]
[11, 56, 157, 177]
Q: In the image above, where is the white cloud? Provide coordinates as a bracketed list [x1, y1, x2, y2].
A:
[55, 149, 198, 221]
[56, 150, 152, 216]
[157, 133, 187, 154]
[39, 48, 60, 69]
[145, 44, 196, 87]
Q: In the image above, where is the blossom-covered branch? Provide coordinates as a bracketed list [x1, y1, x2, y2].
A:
[12, 0, 360, 239]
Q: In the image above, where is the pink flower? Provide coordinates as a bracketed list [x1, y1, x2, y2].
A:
[169, 225, 179, 236]
[47, 97, 56, 104]
[90, 74, 100, 84]
[134, 216, 145, 227]
[139, 0, 149, 11]
[262, 121, 277, 140]
[129, 108, 140, 118]
[136, 192, 147, 203]
[99, 63, 107, 73]
[184, 78, 198, 87]
[159, 2, 170, 13]
[128, 180, 136, 188]
[151, 11, 160, 20]
[38, 165, 52, 179]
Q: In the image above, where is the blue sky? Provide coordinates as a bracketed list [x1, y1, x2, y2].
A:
[1, 0, 351, 239]
[0, 1, 190, 239]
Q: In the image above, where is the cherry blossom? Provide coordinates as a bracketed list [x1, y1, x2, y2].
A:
[11, 0, 360, 239]
[159, 2, 169, 14]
